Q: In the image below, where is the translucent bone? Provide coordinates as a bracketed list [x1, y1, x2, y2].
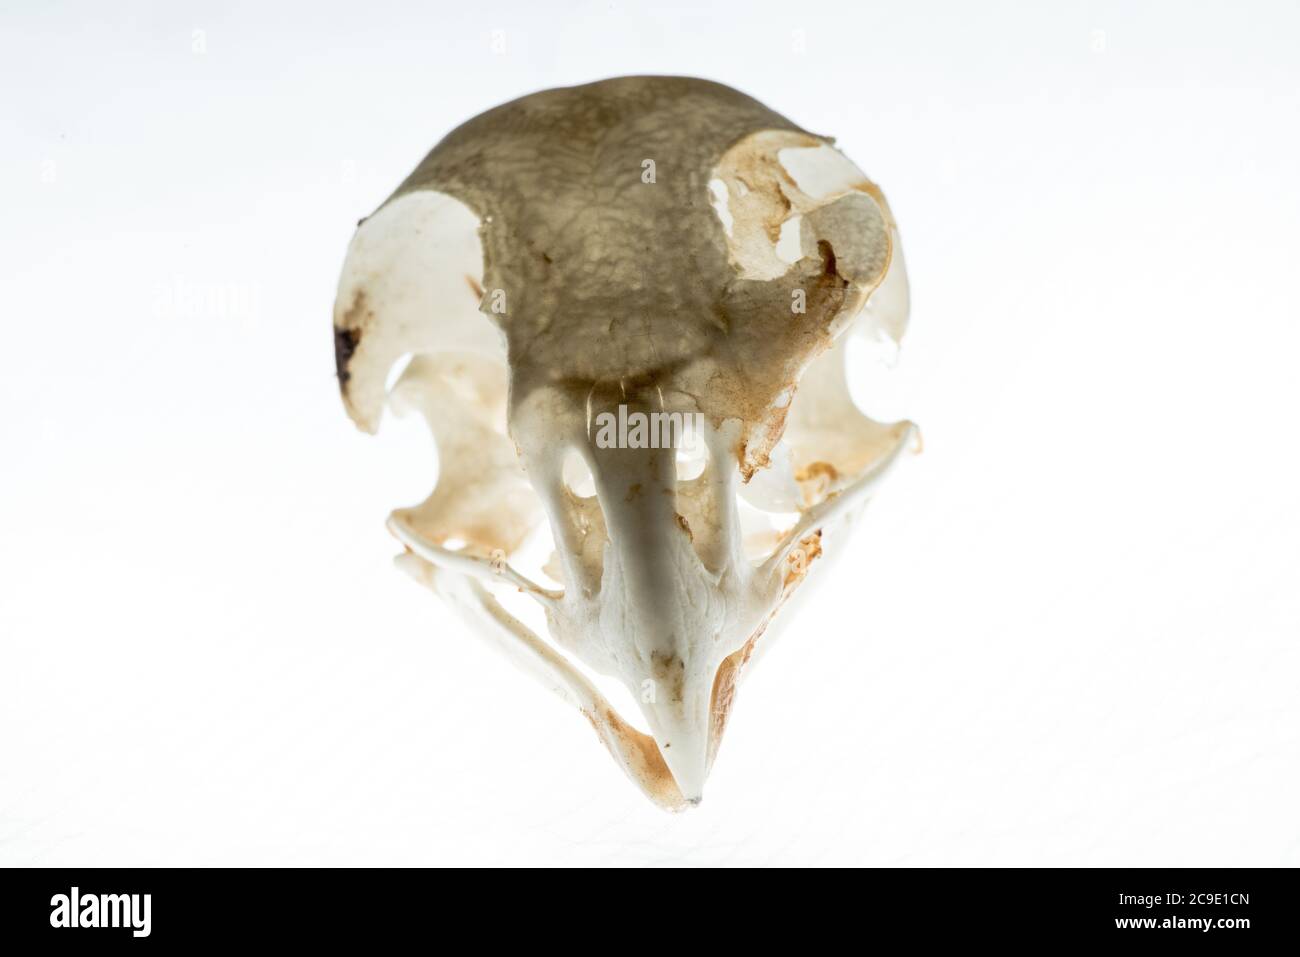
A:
[333, 76, 918, 808]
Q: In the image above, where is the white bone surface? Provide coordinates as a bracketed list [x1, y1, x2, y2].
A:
[333, 77, 917, 807]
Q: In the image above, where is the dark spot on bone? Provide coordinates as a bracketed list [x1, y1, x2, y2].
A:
[650, 651, 687, 703]
[817, 239, 838, 277]
[334, 325, 360, 391]
[465, 274, 484, 299]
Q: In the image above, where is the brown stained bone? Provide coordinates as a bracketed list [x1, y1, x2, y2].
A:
[333, 76, 915, 808]
[366, 77, 889, 477]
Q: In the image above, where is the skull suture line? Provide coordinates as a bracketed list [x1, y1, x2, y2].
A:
[334, 76, 917, 809]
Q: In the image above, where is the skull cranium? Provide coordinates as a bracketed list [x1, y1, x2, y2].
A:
[333, 76, 916, 809]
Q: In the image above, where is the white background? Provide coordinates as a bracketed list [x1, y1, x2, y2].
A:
[2, 0, 1297, 866]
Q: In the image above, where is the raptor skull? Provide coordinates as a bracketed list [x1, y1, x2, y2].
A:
[333, 76, 916, 809]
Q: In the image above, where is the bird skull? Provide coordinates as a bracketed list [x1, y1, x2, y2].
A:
[333, 76, 916, 809]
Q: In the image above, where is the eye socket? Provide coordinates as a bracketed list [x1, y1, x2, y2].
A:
[707, 178, 734, 236]
[675, 450, 706, 482]
[384, 352, 415, 393]
[562, 449, 597, 498]
[736, 495, 800, 565]
[775, 215, 803, 263]
[844, 332, 907, 423]
[675, 435, 707, 482]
